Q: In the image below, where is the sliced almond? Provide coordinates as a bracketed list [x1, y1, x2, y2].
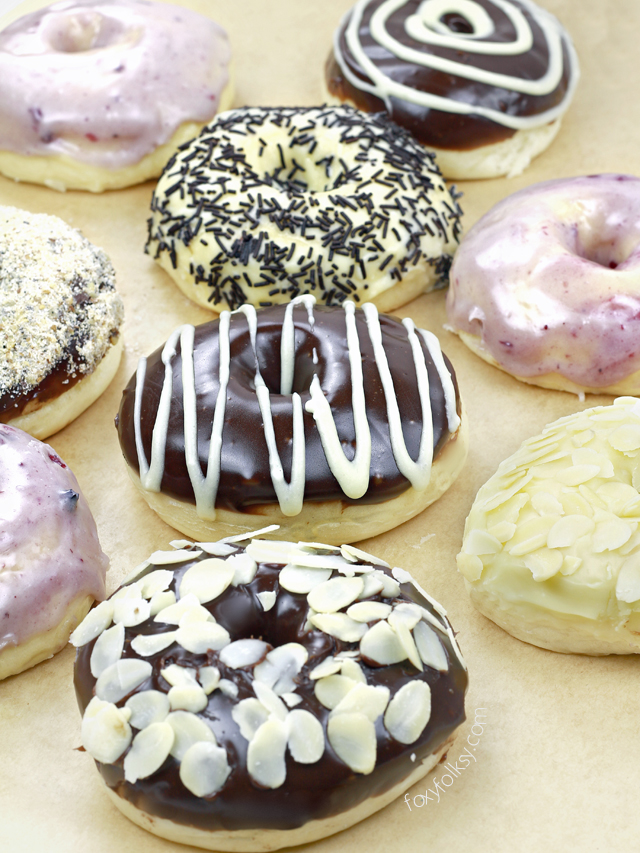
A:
[278, 564, 332, 594]
[523, 548, 563, 582]
[463, 529, 502, 556]
[287, 709, 324, 763]
[166, 710, 216, 761]
[198, 542, 236, 557]
[339, 659, 366, 684]
[113, 596, 151, 628]
[229, 553, 258, 586]
[175, 622, 230, 654]
[547, 515, 595, 548]
[197, 666, 221, 695]
[360, 620, 406, 666]
[388, 619, 422, 671]
[282, 693, 303, 708]
[130, 630, 177, 657]
[153, 593, 209, 625]
[357, 574, 385, 599]
[219, 679, 238, 699]
[346, 601, 392, 622]
[231, 698, 270, 741]
[327, 712, 376, 774]
[69, 600, 114, 647]
[253, 680, 288, 720]
[309, 658, 342, 680]
[161, 664, 199, 688]
[330, 683, 390, 722]
[125, 690, 171, 729]
[90, 622, 125, 678]
[81, 697, 132, 764]
[150, 549, 201, 564]
[149, 590, 176, 617]
[180, 742, 231, 797]
[384, 681, 431, 744]
[309, 612, 368, 642]
[140, 570, 174, 599]
[256, 590, 277, 611]
[615, 553, 640, 602]
[247, 718, 288, 788]
[179, 558, 235, 605]
[253, 643, 308, 694]
[413, 622, 448, 672]
[341, 543, 389, 567]
[531, 492, 564, 516]
[124, 721, 174, 783]
[307, 576, 364, 613]
[371, 570, 400, 598]
[314, 674, 356, 710]
[219, 639, 269, 669]
[95, 659, 152, 703]
[592, 517, 633, 553]
[168, 685, 208, 713]
[608, 423, 640, 453]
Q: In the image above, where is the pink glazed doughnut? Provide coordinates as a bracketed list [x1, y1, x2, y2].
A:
[0, 425, 108, 680]
[446, 174, 640, 395]
[0, 0, 233, 192]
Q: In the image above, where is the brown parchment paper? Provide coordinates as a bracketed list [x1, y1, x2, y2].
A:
[0, 1, 639, 850]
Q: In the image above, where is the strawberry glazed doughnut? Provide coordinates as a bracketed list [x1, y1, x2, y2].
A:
[1, 425, 108, 680]
[0, 0, 233, 192]
[0, 206, 124, 439]
[72, 534, 467, 850]
[116, 298, 468, 545]
[146, 105, 462, 313]
[325, 0, 579, 179]
[446, 174, 640, 395]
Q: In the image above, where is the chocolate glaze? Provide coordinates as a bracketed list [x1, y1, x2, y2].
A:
[327, 0, 575, 150]
[116, 303, 460, 510]
[74, 544, 467, 831]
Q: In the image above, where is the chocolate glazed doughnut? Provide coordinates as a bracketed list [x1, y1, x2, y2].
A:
[72, 536, 468, 851]
[325, 0, 579, 179]
[116, 298, 468, 544]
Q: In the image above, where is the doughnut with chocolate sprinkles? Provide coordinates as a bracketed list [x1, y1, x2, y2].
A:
[72, 533, 467, 851]
[146, 105, 462, 313]
[0, 206, 124, 439]
[325, 0, 579, 179]
[116, 297, 468, 544]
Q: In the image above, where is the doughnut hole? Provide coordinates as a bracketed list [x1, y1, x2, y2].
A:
[42, 10, 133, 53]
[563, 197, 640, 270]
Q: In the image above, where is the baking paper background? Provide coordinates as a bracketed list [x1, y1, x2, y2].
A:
[0, 1, 638, 850]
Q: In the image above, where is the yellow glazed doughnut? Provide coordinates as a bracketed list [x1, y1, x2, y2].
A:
[146, 105, 462, 312]
[458, 397, 640, 655]
[0, 0, 233, 192]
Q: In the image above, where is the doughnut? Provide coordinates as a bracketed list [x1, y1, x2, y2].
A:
[0, 424, 108, 680]
[324, 0, 579, 179]
[0, 205, 124, 439]
[0, 0, 233, 192]
[446, 174, 640, 396]
[457, 397, 640, 655]
[146, 105, 463, 313]
[72, 533, 467, 851]
[115, 297, 468, 545]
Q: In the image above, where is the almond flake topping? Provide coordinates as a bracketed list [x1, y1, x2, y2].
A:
[327, 712, 377, 775]
[286, 710, 324, 764]
[360, 620, 406, 666]
[384, 681, 431, 744]
[247, 718, 288, 788]
[180, 742, 231, 797]
[278, 564, 333, 594]
[81, 697, 132, 764]
[140, 569, 174, 599]
[309, 612, 368, 642]
[124, 722, 174, 783]
[149, 549, 201, 564]
[95, 659, 152, 703]
[130, 630, 177, 657]
[70, 600, 114, 647]
[253, 643, 308, 694]
[125, 690, 171, 729]
[307, 576, 364, 613]
[90, 622, 125, 678]
[166, 710, 216, 761]
[175, 622, 231, 654]
[168, 684, 208, 713]
[219, 638, 269, 669]
[179, 558, 235, 604]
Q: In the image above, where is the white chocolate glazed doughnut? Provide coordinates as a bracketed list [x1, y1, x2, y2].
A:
[116, 298, 468, 545]
[446, 175, 640, 395]
[72, 533, 467, 850]
[458, 397, 640, 655]
[146, 105, 463, 313]
[0, 206, 124, 439]
[0, 424, 108, 680]
[0, 0, 233, 192]
[325, 0, 579, 179]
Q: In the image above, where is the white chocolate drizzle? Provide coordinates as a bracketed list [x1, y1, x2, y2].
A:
[133, 298, 459, 520]
[335, 0, 579, 130]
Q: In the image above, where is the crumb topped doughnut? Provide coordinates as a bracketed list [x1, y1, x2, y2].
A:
[116, 297, 468, 544]
[0, 424, 108, 680]
[146, 105, 462, 313]
[0, 206, 124, 439]
[0, 0, 233, 192]
[446, 174, 640, 395]
[72, 534, 467, 850]
[458, 397, 640, 655]
[325, 0, 579, 179]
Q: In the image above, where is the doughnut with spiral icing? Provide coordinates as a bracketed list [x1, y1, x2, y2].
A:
[72, 534, 467, 851]
[325, 0, 579, 179]
[116, 297, 468, 545]
[0, 0, 233, 192]
[146, 105, 462, 313]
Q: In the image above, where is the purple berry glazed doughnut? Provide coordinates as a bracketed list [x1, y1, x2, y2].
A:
[446, 174, 640, 396]
[324, 0, 579, 179]
[146, 105, 462, 313]
[72, 534, 467, 851]
[0, 206, 124, 439]
[115, 297, 468, 545]
[458, 397, 640, 655]
[0, 0, 233, 192]
[0, 425, 108, 680]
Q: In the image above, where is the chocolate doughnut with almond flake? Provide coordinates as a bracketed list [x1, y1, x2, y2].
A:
[72, 534, 467, 851]
[146, 105, 462, 313]
[116, 297, 468, 544]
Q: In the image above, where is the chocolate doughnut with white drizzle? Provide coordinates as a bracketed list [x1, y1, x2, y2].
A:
[116, 298, 467, 544]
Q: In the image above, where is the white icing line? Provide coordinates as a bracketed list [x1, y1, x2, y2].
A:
[281, 295, 316, 396]
[416, 327, 461, 433]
